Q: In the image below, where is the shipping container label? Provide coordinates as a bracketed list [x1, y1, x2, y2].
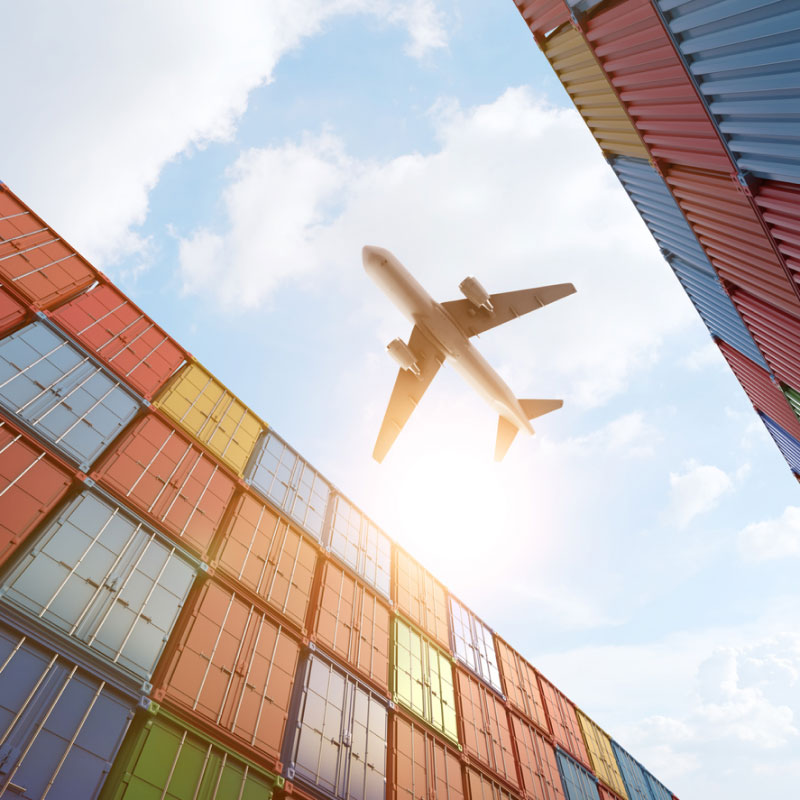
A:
[575, 710, 628, 799]
[450, 597, 502, 693]
[246, 430, 331, 541]
[394, 549, 449, 649]
[0, 321, 140, 468]
[0, 489, 199, 683]
[495, 639, 548, 734]
[510, 713, 565, 800]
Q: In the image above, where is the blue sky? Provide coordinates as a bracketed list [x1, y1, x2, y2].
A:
[5, 3, 800, 797]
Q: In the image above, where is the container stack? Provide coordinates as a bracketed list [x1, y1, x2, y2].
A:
[510, 0, 800, 480]
[0, 182, 682, 799]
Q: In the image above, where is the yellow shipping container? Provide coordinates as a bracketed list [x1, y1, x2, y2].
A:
[543, 25, 649, 161]
[154, 361, 265, 476]
[576, 709, 629, 799]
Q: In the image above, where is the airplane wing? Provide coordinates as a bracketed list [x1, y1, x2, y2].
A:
[441, 283, 576, 338]
[373, 325, 443, 463]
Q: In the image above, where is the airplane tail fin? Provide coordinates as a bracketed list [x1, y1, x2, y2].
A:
[495, 416, 519, 461]
[519, 398, 563, 420]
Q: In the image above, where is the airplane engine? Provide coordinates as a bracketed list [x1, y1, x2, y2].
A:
[387, 338, 421, 376]
[459, 276, 494, 313]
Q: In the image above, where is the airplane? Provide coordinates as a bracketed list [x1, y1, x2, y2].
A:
[363, 245, 576, 462]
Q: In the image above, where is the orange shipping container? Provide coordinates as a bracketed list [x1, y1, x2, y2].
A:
[538, 676, 590, 768]
[496, 638, 549, 735]
[456, 668, 519, 789]
[311, 557, 391, 693]
[509, 714, 563, 800]
[0, 285, 25, 336]
[390, 709, 465, 800]
[464, 766, 520, 800]
[394, 547, 450, 650]
[213, 490, 317, 633]
[151, 575, 300, 771]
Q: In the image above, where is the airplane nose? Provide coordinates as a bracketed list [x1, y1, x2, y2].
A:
[362, 245, 389, 273]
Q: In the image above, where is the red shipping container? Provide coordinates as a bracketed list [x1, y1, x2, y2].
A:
[151, 575, 301, 771]
[464, 765, 520, 800]
[597, 786, 623, 800]
[214, 491, 317, 632]
[311, 557, 391, 693]
[50, 281, 186, 399]
[456, 668, 519, 790]
[0, 285, 25, 336]
[389, 708, 465, 800]
[509, 714, 563, 800]
[717, 340, 800, 439]
[91, 412, 236, 558]
[0, 185, 97, 309]
[538, 676, 590, 769]
[731, 289, 800, 392]
[514, 0, 570, 41]
[0, 414, 73, 567]
[664, 166, 800, 318]
[394, 547, 450, 650]
[754, 181, 800, 285]
[496, 638, 549, 735]
[583, 0, 731, 172]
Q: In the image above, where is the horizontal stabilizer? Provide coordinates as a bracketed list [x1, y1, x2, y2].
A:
[519, 398, 563, 420]
[495, 416, 519, 462]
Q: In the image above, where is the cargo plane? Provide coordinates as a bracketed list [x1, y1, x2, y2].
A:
[363, 245, 576, 462]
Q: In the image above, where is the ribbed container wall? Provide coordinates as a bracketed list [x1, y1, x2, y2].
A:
[0, 284, 26, 335]
[759, 412, 800, 474]
[611, 741, 654, 800]
[450, 597, 503, 693]
[555, 751, 598, 800]
[754, 181, 800, 285]
[509, 712, 564, 800]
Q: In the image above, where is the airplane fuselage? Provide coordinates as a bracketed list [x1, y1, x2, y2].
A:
[363, 247, 535, 436]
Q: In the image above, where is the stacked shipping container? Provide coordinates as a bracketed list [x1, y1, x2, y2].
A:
[508, 0, 800, 481]
[0, 180, 683, 799]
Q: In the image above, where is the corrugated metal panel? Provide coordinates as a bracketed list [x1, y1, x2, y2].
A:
[0, 488, 200, 686]
[717, 339, 800, 438]
[781, 383, 800, 421]
[455, 668, 518, 789]
[496, 638, 549, 736]
[326, 494, 392, 598]
[755, 180, 800, 283]
[759, 411, 800, 474]
[394, 548, 450, 650]
[555, 751, 597, 800]
[100, 703, 283, 800]
[0, 622, 137, 800]
[154, 362, 265, 477]
[538, 678, 589, 768]
[0, 285, 26, 336]
[0, 321, 140, 469]
[0, 186, 97, 310]
[597, 786, 623, 800]
[665, 165, 800, 317]
[610, 155, 769, 368]
[510, 713, 564, 800]
[389, 709, 464, 800]
[311, 558, 391, 693]
[92, 412, 236, 559]
[657, 0, 800, 183]
[245, 430, 331, 542]
[151, 576, 300, 769]
[584, 0, 732, 171]
[50, 282, 186, 401]
[284, 651, 388, 800]
[575, 711, 628, 799]
[464, 766, 519, 800]
[0, 414, 72, 568]
[611, 741, 654, 800]
[644, 772, 672, 800]
[450, 597, 502, 694]
[731, 288, 800, 390]
[392, 617, 459, 745]
[214, 491, 317, 632]
[513, 0, 571, 40]
[541, 25, 650, 160]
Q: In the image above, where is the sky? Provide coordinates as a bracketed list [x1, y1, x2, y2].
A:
[4, 3, 800, 798]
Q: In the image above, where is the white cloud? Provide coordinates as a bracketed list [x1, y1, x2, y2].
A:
[666, 460, 733, 528]
[740, 506, 800, 561]
[2, 1, 446, 265]
[682, 341, 724, 371]
[545, 411, 663, 460]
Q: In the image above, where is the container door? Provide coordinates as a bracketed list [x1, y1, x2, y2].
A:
[393, 619, 426, 723]
[346, 683, 387, 800]
[328, 496, 362, 575]
[0, 490, 197, 682]
[427, 643, 458, 744]
[556, 751, 597, 800]
[360, 519, 391, 599]
[291, 458, 330, 541]
[391, 714, 429, 800]
[0, 624, 135, 800]
[0, 322, 139, 468]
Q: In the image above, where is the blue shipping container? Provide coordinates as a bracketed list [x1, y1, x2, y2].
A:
[612, 740, 656, 800]
[760, 412, 800, 474]
[556, 749, 598, 800]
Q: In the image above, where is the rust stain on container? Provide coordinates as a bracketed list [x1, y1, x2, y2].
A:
[456, 668, 519, 789]
[513, 0, 570, 41]
[464, 765, 520, 800]
[151, 575, 300, 770]
[0, 185, 97, 309]
[754, 181, 800, 286]
[92, 412, 236, 558]
[394, 548, 449, 650]
[51, 281, 187, 400]
[0, 414, 72, 567]
[538, 676, 590, 769]
[509, 712, 564, 800]
[0, 285, 25, 336]
[214, 491, 317, 632]
[311, 557, 391, 693]
[496, 638, 549, 736]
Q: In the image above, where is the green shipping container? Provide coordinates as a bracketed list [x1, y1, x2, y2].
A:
[99, 703, 284, 800]
[392, 616, 459, 745]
